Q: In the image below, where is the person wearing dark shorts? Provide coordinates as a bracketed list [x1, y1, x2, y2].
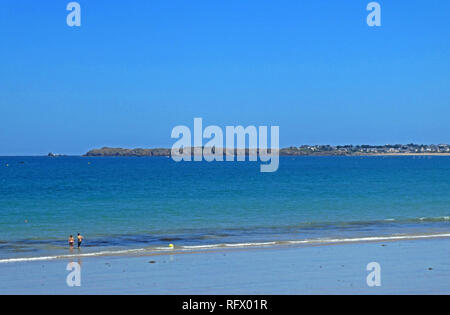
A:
[77, 233, 83, 248]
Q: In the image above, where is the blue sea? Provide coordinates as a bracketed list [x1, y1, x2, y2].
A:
[0, 156, 449, 262]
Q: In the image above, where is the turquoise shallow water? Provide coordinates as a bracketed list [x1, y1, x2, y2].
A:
[0, 156, 449, 260]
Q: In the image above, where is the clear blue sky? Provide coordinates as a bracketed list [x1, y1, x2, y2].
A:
[0, 0, 449, 155]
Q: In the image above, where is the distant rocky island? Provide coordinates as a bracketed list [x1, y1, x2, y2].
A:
[84, 144, 450, 157]
[84, 147, 171, 157]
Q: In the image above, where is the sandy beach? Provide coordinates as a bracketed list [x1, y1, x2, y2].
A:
[370, 153, 450, 156]
[1, 237, 449, 295]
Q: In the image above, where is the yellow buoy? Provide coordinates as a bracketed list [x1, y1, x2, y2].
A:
[169, 244, 174, 249]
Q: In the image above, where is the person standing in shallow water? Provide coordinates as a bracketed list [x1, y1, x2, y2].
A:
[77, 233, 83, 248]
[69, 235, 74, 248]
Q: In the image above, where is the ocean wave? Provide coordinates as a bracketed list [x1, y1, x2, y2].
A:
[0, 248, 147, 264]
[1, 232, 449, 264]
[307, 216, 450, 226]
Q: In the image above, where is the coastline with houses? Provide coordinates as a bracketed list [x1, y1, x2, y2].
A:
[81, 144, 450, 157]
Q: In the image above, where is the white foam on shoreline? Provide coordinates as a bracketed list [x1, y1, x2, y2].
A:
[1, 233, 450, 264]
[0, 248, 146, 264]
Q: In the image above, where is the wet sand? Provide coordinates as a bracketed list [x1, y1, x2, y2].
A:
[0, 237, 449, 294]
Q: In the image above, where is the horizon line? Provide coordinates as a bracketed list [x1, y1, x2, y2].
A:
[2, 143, 450, 157]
